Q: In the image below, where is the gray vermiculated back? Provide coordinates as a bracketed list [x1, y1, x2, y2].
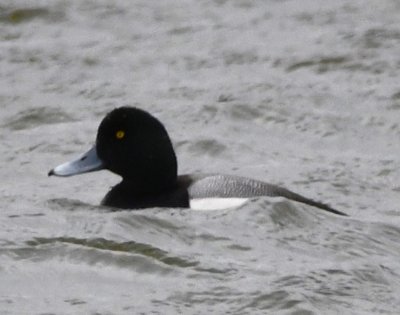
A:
[187, 174, 346, 216]
[187, 174, 282, 198]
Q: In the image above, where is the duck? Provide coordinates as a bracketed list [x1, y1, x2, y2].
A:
[48, 106, 347, 216]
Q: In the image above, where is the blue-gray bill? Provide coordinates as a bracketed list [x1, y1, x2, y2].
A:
[48, 146, 104, 177]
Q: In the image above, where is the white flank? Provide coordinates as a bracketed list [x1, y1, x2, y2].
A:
[189, 198, 248, 211]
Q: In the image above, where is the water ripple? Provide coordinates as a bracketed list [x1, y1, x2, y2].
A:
[25, 237, 198, 269]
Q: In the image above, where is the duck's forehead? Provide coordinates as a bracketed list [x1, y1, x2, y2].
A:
[98, 108, 162, 137]
[101, 110, 131, 128]
[107, 108, 129, 121]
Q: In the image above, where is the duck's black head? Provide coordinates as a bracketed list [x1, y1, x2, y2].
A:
[97, 107, 177, 192]
[49, 107, 178, 195]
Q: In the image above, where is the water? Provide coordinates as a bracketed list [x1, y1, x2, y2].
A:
[1, 0, 400, 314]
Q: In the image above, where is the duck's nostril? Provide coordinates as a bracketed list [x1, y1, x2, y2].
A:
[80, 156, 87, 161]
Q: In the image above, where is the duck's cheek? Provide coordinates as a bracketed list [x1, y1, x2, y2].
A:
[189, 197, 248, 211]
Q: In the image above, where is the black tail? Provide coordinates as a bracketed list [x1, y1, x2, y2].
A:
[274, 187, 347, 216]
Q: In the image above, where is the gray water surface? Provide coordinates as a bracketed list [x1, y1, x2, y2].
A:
[1, 1, 400, 314]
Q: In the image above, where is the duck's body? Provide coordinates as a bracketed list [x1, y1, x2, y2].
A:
[49, 107, 346, 216]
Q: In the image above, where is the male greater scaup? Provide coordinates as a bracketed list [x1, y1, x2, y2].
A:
[48, 107, 347, 216]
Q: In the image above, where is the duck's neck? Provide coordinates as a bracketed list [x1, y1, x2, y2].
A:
[101, 176, 189, 209]
[121, 174, 178, 195]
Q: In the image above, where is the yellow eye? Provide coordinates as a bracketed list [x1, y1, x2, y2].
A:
[115, 130, 125, 139]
